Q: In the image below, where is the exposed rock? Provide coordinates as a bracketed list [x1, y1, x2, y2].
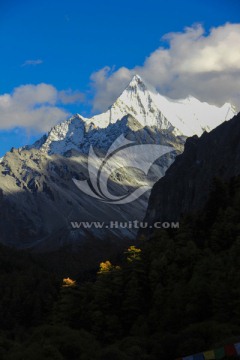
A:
[144, 113, 240, 228]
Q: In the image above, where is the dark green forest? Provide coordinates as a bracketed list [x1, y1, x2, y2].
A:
[0, 176, 240, 359]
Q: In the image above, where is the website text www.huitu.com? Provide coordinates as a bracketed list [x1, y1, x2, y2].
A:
[71, 220, 179, 230]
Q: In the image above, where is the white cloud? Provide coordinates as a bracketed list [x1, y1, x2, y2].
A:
[90, 66, 132, 112]
[22, 59, 43, 67]
[0, 84, 84, 132]
[91, 23, 240, 112]
[58, 89, 85, 104]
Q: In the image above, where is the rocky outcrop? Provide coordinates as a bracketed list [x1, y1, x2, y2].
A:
[144, 113, 240, 226]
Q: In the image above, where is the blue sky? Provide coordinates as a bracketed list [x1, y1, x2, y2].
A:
[0, 0, 240, 156]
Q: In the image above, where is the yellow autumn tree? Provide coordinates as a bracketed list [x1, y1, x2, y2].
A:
[98, 260, 121, 274]
[62, 277, 76, 287]
[98, 260, 113, 274]
[126, 245, 142, 262]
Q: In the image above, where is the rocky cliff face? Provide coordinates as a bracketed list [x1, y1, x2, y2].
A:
[144, 112, 240, 227]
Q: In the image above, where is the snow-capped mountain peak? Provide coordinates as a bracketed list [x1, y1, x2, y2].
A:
[29, 74, 236, 155]
[125, 74, 149, 91]
[88, 74, 235, 134]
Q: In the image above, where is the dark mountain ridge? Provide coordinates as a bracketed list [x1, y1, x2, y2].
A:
[144, 112, 240, 227]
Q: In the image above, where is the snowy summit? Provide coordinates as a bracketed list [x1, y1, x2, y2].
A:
[30, 74, 236, 155]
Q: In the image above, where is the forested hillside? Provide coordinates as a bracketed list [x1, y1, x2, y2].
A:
[0, 176, 240, 359]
